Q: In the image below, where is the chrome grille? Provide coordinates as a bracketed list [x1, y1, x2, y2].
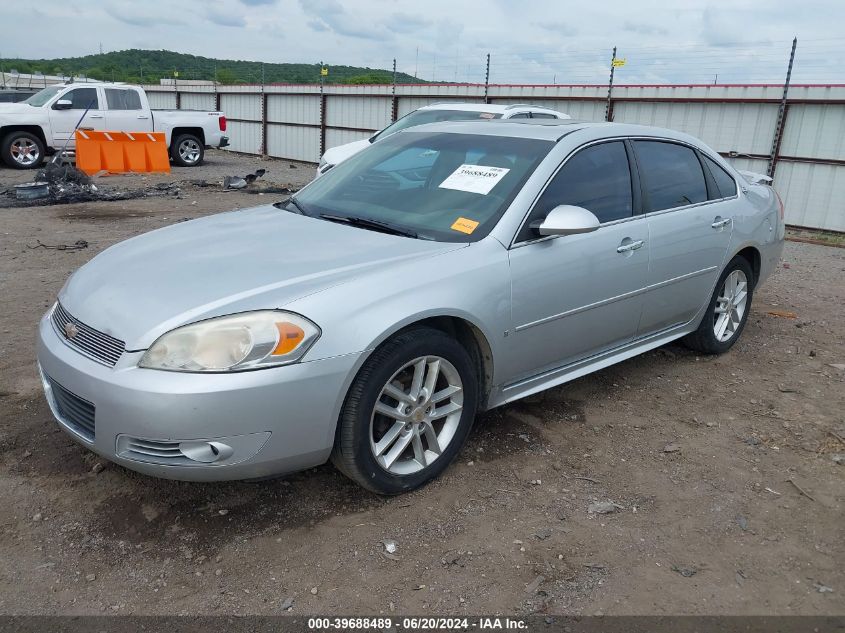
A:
[52, 303, 125, 366]
[47, 376, 95, 442]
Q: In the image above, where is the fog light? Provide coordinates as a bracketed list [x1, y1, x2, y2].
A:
[179, 440, 234, 463]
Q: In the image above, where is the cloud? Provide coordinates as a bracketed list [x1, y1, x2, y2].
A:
[206, 8, 247, 28]
[298, 0, 388, 40]
[238, 0, 277, 4]
[384, 12, 431, 34]
[533, 20, 578, 37]
[623, 20, 668, 36]
[104, 3, 182, 27]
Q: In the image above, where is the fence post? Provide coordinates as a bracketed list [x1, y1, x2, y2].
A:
[768, 37, 797, 179]
[484, 53, 491, 104]
[319, 61, 326, 159]
[391, 58, 398, 122]
[261, 91, 268, 157]
[605, 46, 616, 122]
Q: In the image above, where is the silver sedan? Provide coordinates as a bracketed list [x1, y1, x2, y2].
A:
[37, 119, 784, 494]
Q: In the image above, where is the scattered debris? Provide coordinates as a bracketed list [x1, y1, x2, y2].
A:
[32, 513, 42, 522]
[91, 462, 105, 474]
[663, 442, 682, 453]
[381, 539, 400, 561]
[280, 597, 294, 611]
[524, 575, 545, 594]
[85, 573, 96, 582]
[814, 582, 834, 594]
[786, 478, 816, 502]
[671, 565, 698, 578]
[310, 587, 318, 595]
[767, 310, 798, 319]
[765, 487, 782, 495]
[828, 364, 845, 371]
[27, 239, 88, 251]
[587, 501, 620, 515]
[831, 454, 844, 465]
[223, 176, 247, 190]
[533, 528, 553, 540]
[15, 182, 49, 200]
[735, 515, 749, 531]
[735, 570, 747, 586]
[573, 476, 601, 484]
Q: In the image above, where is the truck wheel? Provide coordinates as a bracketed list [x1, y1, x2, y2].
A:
[1, 131, 45, 169]
[170, 134, 204, 167]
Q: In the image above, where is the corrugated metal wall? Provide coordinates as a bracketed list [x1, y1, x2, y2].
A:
[142, 83, 845, 231]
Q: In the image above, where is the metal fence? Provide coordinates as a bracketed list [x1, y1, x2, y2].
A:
[142, 81, 845, 232]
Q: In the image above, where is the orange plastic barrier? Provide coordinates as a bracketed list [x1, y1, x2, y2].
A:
[75, 130, 170, 175]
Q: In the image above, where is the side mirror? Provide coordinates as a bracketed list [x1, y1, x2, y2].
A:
[53, 99, 72, 110]
[536, 205, 600, 236]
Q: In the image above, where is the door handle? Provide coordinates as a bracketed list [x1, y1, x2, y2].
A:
[137, 115, 150, 119]
[711, 217, 732, 229]
[617, 239, 645, 254]
[88, 114, 104, 119]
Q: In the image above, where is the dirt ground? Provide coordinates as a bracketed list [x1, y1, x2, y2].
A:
[0, 151, 843, 616]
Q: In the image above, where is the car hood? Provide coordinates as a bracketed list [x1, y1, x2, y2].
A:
[59, 205, 463, 350]
[0, 102, 37, 115]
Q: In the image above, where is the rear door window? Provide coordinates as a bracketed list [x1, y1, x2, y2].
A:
[702, 154, 738, 198]
[530, 112, 558, 119]
[634, 141, 707, 212]
[105, 88, 142, 110]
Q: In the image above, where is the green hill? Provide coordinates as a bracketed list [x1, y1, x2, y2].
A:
[0, 49, 423, 85]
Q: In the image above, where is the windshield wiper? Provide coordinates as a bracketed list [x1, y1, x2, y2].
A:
[319, 213, 419, 239]
[273, 197, 310, 216]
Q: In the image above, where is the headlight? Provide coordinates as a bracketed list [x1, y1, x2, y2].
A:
[139, 311, 320, 372]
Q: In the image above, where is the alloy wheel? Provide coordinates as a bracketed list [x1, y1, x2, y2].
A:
[713, 269, 749, 342]
[10, 138, 40, 166]
[369, 355, 464, 475]
[178, 138, 201, 164]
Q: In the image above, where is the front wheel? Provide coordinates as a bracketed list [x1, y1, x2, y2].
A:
[332, 327, 478, 494]
[683, 255, 754, 354]
[170, 134, 204, 167]
[1, 131, 45, 169]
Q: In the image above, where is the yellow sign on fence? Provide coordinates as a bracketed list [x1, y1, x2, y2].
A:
[612, 58, 626, 68]
[320, 67, 328, 76]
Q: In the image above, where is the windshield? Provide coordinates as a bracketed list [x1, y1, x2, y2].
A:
[371, 109, 503, 142]
[292, 131, 553, 242]
[22, 86, 64, 107]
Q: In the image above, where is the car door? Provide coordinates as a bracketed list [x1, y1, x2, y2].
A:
[506, 140, 649, 381]
[103, 87, 153, 133]
[633, 140, 735, 336]
[47, 86, 106, 147]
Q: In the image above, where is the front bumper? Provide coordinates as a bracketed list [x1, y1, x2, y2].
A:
[36, 311, 361, 481]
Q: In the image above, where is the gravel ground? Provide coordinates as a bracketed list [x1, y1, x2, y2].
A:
[0, 151, 843, 616]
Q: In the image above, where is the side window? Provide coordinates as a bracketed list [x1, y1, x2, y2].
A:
[105, 88, 142, 110]
[508, 112, 531, 119]
[530, 112, 558, 119]
[702, 154, 737, 198]
[518, 141, 633, 241]
[635, 141, 707, 211]
[64, 88, 99, 110]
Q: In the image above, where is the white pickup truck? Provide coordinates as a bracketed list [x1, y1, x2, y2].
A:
[0, 82, 229, 169]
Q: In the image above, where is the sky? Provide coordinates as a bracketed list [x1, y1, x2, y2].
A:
[3, 0, 843, 84]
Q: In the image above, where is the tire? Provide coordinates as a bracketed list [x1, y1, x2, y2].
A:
[1, 131, 45, 169]
[170, 133, 204, 167]
[683, 255, 755, 354]
[331, 327, 479, 494]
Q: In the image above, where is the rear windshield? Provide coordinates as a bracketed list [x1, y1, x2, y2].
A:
[372, 109, 503, 142]
[292, 131, 553, 242]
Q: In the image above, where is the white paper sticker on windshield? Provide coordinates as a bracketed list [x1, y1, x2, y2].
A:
[438, 164, 511, 195]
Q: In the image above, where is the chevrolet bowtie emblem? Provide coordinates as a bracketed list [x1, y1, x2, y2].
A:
[64, 322, 79, 339]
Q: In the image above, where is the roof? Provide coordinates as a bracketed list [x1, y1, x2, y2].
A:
[417, 102, 561, 114]
[404, 118, 704, 145]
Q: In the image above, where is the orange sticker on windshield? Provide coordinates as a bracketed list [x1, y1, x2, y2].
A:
[451, 217, 480, 234]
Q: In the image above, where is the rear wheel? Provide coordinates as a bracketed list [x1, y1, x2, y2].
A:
[683, 255, 754, 354]
[1, 131, 45, 169]
[331, 327, 478, 494]
[170, 133, 204, 167]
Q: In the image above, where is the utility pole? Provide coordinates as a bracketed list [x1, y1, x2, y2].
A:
[767, 37, 797, 178]
[605, 46, 617, 122]
[483, 53, 491, 104]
